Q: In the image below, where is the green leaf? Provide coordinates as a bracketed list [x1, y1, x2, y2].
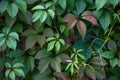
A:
[110, 58, 118, 68]
[5, 69, 11, 77]
[9, 32, 19, 40]
[14, 69, 25, 77]
[75, 0, 86, 15]
[9, 71, 15, 80]
[0, 0, 9, 13]
[55, 41, 61, 52]
[5, 63, 11, 68]
[60, 25, 65, 33]
[58, 0, 66, 9]
[14, 0, 27, 12]
[32, 5, 45, 10]
[95, 0, 107, 11]
[40, 11, 48, 23]
[46, 37, 56, 42]
[35, 49, 52, 59]
[59, 39, 65, 46]
[32, 11, 42, 22]
[102, 51, 115, 59]
[99, 11, 111, 30]
[48, 9, 55, 19]
[13, 63, 24, 68]
[78, 54, 85, 60]
[6, 49, 24, 58]
[6, 37, 17, 50]
[45, 1, 53, 8]
[47, 41, 56, 51]
[108, 40, 117, 52]
[7, 3, 18, 17]
[109, 0, 119, 8]
[117, 58, 120, 67]
[27, 56, 35, 71]
[2, 26, 10, 34]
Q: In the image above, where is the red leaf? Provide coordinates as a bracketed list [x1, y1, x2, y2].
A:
[64, 14, 77, 29]
[77, 20, 87, 39]
[82, 11, 98, 25]
[69, 35, 78, 42]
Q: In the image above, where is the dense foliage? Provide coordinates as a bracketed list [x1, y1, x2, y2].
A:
[0, 0, 120, 80]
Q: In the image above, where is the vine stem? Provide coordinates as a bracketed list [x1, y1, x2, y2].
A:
[97, 16, 117, 68]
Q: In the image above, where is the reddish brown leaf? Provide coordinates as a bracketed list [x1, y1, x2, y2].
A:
[81, 75, 89, 80]
[25, 36, 37, 50]
[64, 14, 77, 29]
[77, 20, 87, 39]
[82, 11, 98, 25]
[37, 35, 46, 48]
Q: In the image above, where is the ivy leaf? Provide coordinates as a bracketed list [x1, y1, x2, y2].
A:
[64, 14, 77, 29]
[85, 65, 96, 80]
[82, 11, 98, 25]
[95, 0, 107, 11]
[32, 5, 45, 10]
[50, 57, 61, 72]
[47, 41, 56, 51]
[108, 40, 117, 52]
[75, 0, 86, 15]
[38, 57, 51, 73]
[99, 11, 111, 30]
[40, 11, 48, 23]
[13, 63, 24, 68]
[14, 0, 27, 12]
[14, 69, 25, 77]
[9, 32, 19, 40]
[5, 69, 11, 77]
[102, 51, 115, 59]
[27, 56, 35, 71]
[25, 36, 37, 50]
[95, 67, 106, 80]
[6, 37, 17, 50]
[48, 9, 55, 19]
[55, 41, 61, 52]
[110, 58, 118, 68]
[109, 0, 119, 8]
[0, 0, 9, 13]
[0, 37, 5, 47]
[7, 3, 18, 17]
[37, 35, 46, 48]
[35, 49, 52, 59]
[43, 28, 54, 37]
[9, 71, 15, 80]
[77, 20, 87, 40]
[90, 56, 107, 66]
[58, 0, 66, 9]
